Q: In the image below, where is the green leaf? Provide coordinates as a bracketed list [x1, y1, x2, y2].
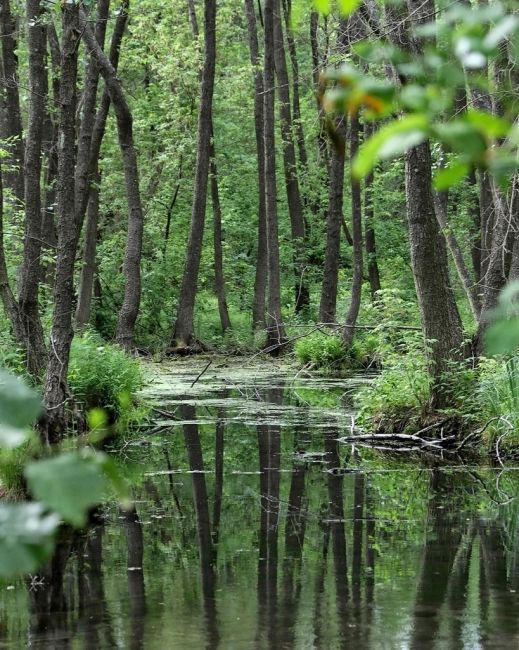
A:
[0, 369, 41, 448]
[0, 503, 59, 578]
[25, 452, 110, 526]
[313, 0, 331, 15]
[353, 114, 429, 179]
[0, 369, 41, 429]
[466, 110, 511, 138]
[433, 159, 469, 190]
[484, 15, 519, 50]
[485, 319, 519, 356]
[338, 0, 361, 16]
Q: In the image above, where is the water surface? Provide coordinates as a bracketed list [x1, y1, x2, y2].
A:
[1, 359, 519, 649]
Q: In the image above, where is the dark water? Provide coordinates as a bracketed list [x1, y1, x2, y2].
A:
[1, 359, 519, 649]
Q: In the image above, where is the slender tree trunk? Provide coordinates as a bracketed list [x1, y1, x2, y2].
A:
[79, 6, 145, 350]
[244, 0, 267, 331]
[263, 0, 286, 350]
[171, 0, 217, 349]
[0, 164, 25, 344]
[282, 0, 308, 170]
[343, 113, 363, 347]
[433, 189, 481, 322]
[364, 157, 381, 299]
[319, 119, 345, 323]
[310, 11, 329, 173]
[273, 0, 309, 313]
[18, 0, 48, 378]
[319, 19, 349, 324]
[210, 142, 232, 332]
[76, 1, 129, 327]
[75, 172, 101, 329]
[42, 2, 82, 442]
[0, 0, 25, 205]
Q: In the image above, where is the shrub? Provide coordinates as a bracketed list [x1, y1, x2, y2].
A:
[295, 331, 347, 367]
[68, 331, 144, 425]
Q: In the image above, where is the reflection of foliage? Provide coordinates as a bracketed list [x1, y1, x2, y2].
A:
[0, 369, 126, 578]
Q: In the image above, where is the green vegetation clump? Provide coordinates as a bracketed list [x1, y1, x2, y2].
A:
[295, 331, 347, 368]
[68, 331, 145, 425]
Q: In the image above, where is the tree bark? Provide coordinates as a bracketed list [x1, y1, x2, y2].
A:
[405, 142, 464, 408]
[0, 0, 25, 205]
[76, 1, 129, 327]
[210, 141, 232, 332]
[318, 19, 349, 324]
[79, 5, 145, 350]
[310, 11, 329, 174]
[363, 125, 381, 300]
[319, 119, 345, 324]
[263, 0, 286, 350]
[433, 189, 481, 322]
[0, 163, 25, 345]
[171, 0, 217, 348]
[18, 0, 48, 378]
[244, 0, 267, 331]
[273, 0, 309, 313]
[42, 2, 82, 442]
[343, 113, 363, 347]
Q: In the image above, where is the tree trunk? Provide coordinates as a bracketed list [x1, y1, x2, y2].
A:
[395, 0, 464, 408]
[310, 11, 329, 173]
[319, 19, 349, 324]
[282, 0, 308, 170]
[273, 0, 309, 313]
[433, 189, 481, 322]
[76, 1, 129, 327]
[171, 0, 217, 349]
[75, 171, 101, 329]
[263, 0, 286, 350]
[364, 135, 381, 300]
[343, 113, 363, 347]
[0, 164, 25, 345]
[244, 0, 267, 331]
[405, 142, 464, 408]
[210, 142, 232, 333]
[0, 0, 25, 205]
[18, 0, 48, 378]
[79, 6, 145, 350]
[319, 119, 345, 323]
[42, 2, 82, 442]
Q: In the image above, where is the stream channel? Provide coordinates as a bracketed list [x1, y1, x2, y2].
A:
[1, 358, 519, 648]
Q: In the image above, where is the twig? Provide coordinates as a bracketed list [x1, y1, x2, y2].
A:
[190, 359, 212, 387]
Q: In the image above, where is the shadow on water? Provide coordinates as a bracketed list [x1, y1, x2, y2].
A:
[2, 362, 519, 648]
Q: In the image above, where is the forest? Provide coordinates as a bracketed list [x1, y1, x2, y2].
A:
[1, 0, 519, 646]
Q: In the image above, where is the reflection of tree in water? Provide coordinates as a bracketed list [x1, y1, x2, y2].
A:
[120, 506, 146, 650]
[180, 402, 219, 650]
[256, 385, 283, 649]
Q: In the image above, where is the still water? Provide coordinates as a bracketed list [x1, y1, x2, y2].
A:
[1, 358, 519, 649]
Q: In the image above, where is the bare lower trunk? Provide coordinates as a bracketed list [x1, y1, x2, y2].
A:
[79, 7, 144, 350]
[18, 0, 48, 378]
[0, 164, 25, 344]
[364, 167, 381, 299]
[210, 144, 232, 332]
[171, 0, 217, 348]
[75, 171, 101, 328]
[244, 0, 267, 331]
[343, 114, 363, 347]
[42, 3, 81, 442]
[0, 0, 25, 205]
[319, 119, 345, 323]
[405, 142, 464, 408]
[263, 0, 286, 350]
[273, 1, 308, 313]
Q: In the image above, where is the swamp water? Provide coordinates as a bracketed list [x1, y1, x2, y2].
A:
[1, 358, 519, 649]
